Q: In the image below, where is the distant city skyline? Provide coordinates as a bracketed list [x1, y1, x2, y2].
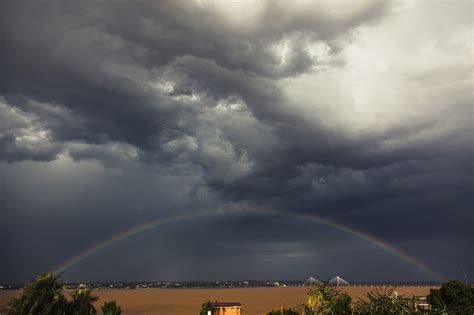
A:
[1, 0, 472, 283]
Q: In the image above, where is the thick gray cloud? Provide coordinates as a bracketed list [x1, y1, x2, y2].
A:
[0, 0, 472, 283]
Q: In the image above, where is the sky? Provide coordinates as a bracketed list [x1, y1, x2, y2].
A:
[0, 0, 472, 284]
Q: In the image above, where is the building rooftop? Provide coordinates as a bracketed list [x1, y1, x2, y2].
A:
[211, 302, 242, 308]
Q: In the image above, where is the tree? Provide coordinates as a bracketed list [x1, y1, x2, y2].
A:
[307, 282, 352, 314]
[307, 285, 324, 310]
[264, 307, 299, 315]
[298, 304, 316, 315]
[7, 273, 68, 315]
[68, 287, 98, 315]
[353, 287, 416, 314]
[329, 292, 351, 314]
[6, 273, 122, 315]
[101, 300, 122, 315]
[427, 288, 447, 313]
[200, 300, 213, 315]
[427, 280, 474, 313]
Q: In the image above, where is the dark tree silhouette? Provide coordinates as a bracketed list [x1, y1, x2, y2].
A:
[101, 300, 122, 315]
[8, 273, 68, 315]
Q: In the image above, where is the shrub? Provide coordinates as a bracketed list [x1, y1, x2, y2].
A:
[68, 287, 98, 315]
[353, 287, 416, 314]
[101, 300, 122, 315]
[307, 282, 352, 314]
[427, 280, 474, 313]
[200, 300, 214, 315]
[298, 304, 316, 315]
[264, 307, 299, 315]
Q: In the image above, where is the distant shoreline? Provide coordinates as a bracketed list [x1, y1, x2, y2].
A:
[0, 281, 447, 290]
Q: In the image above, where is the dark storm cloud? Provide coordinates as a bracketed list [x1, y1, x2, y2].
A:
[0, 0, 389, 156]
[0, 0, 403, 182]
[0, 101, 63, 161]
[1, 0, 472, 282]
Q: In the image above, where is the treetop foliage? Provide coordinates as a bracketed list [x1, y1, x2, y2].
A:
[427, 280, 474, 313]
[5, 273, 121, 315]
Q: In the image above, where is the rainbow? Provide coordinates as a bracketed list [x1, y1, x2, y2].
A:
[53, 206, 446, 282]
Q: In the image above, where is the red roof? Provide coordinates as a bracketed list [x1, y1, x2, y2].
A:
[211, 302, 242, 308]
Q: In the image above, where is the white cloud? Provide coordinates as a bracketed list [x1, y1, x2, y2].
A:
[281, 0, 473, 139]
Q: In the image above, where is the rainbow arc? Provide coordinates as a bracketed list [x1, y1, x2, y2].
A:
[53, 207, 446, 282]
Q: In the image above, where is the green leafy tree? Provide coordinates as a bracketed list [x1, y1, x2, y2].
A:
[427, 280, 474, 313]
[200, 300, 213, 315]
[264, 307, 299, 315]
[69, 287, 98, 315]
[353, 287, 416, 314]
[307, 285, 324, 310]
[307, 282, 352, 314]
[101, 300, 122, 315]
[427, 288, 447, 313]
[7, 273, 68, 315]
[328, 292, 351, 314]
[298, 304, 316, 315]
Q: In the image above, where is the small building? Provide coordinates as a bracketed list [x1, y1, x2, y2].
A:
[414, 296, 432, 312]
[208, 302, 242, 315]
